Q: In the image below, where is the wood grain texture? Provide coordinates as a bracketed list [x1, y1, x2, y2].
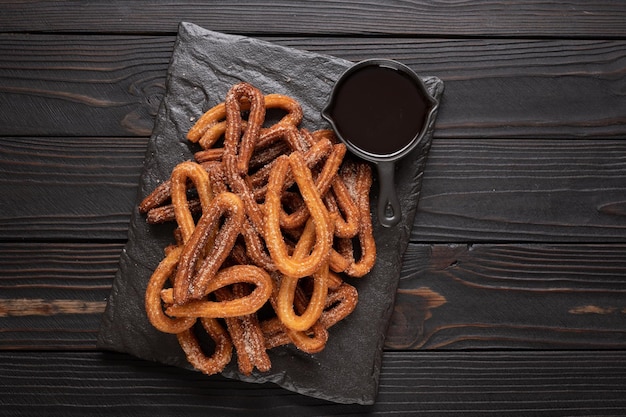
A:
[0, 299, 106, 317]
[2, 35, 625, 139]
[1, 351, 625, 416]
[1, 0, 625, 38]
[412, 139, 626, 242]
[0, 137, 146, 240]
[1, 242, 625, 351]
[0, 243, 121, 350]
[0, 34, 173, 137]
[389, 243, 626, 350]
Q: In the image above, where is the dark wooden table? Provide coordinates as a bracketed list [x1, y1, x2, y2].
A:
[2, 1, 626, 415]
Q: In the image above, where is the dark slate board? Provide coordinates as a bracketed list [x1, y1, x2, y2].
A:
[97, 22, 443, 405]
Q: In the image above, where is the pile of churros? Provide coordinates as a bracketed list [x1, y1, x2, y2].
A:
[140, 82, 376, 376]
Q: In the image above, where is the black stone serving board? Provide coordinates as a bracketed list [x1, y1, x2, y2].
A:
[97, 22, 443, 405]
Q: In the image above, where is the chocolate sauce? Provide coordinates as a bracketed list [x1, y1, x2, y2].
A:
[327, 65, 428, 156]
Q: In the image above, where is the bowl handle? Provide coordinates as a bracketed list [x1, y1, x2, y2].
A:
[376, 161, 402, 227]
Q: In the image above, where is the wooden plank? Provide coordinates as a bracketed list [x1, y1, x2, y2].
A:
[281, 37, 626, 140]
[411, 139, 626, 242]
[0, 243, 122, 349]
[1, 0, 625, 38]
[0, 34, 174, 137]
[1, 351, 625, 416]
[1, 242, 624, 350]
[0, 137, 146, 240]
[2, 136, 625, 241]
[2, 35, 626, 139]
[390, 243, 626, 349]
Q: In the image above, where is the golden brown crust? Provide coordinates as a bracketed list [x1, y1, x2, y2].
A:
[176, 318, 233, 376]
[172, 191, 245, 304]
[141, 82, 375, 377]
[164, 265, 272, 318]
[144, 246, 196, 334]
[335, 161, 377, 277]
[264, 153, 332, 279]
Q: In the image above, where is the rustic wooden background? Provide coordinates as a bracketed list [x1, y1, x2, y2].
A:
[1, 1, 625, 415]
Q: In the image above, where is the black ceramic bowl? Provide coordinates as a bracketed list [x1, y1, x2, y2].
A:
[322, 59, 439, 227]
